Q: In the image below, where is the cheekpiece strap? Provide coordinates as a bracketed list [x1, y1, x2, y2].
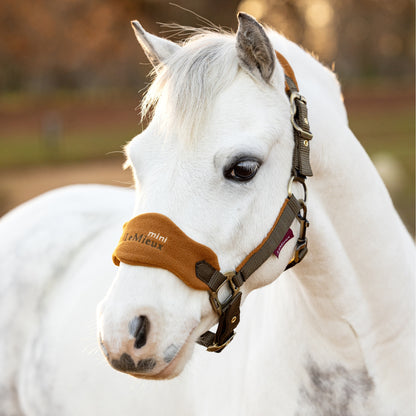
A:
[196, 51, 313, 352]
[275, 51, 313, 178]
[289, 85, 313, 178]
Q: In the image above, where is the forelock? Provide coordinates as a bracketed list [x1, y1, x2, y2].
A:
[141, 30, 239, 144]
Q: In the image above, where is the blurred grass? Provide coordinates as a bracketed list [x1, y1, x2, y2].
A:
[0, 88, 414, 234]
[349, 108, 414, 180]
[0, 127, 134, 167]
[0, 91, 139, 167]
[347, 102, 414, 234]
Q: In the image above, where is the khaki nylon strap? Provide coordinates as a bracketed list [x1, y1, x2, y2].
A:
[276, 50, 313, 178]
[291, 97, 313, 178]
[195, 262, 226, 291]
[236, 195, 302, 281]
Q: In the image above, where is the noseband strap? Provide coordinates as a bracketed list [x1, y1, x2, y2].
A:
[194, 194, 303, 352]
[112, 51, 313, 353]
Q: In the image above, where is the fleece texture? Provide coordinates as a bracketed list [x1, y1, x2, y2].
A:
[112, 213, 219, 290]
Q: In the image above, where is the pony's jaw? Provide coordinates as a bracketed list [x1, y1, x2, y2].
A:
[97, 264, 213, 379]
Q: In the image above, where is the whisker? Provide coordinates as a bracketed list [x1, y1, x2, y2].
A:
[168, 3, 219, 29]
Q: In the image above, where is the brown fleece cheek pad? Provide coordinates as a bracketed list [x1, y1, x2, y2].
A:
[112, 213, 220, 291]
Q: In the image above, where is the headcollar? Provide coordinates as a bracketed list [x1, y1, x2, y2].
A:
[112, 51, 313, 352]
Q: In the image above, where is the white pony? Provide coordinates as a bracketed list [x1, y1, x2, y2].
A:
[0, 13, 414, 416]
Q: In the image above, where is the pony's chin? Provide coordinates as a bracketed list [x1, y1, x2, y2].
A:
[129, 330, 197, 380]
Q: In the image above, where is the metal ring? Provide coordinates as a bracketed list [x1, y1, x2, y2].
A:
[287, 176, 307, 202]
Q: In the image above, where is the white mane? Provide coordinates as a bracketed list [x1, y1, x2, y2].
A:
[141, 31, 240, 143]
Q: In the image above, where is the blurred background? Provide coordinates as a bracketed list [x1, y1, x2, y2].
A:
[0, 0, 414, 235]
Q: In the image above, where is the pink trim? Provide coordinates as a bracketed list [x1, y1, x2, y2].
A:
[273, 229, 294, 258]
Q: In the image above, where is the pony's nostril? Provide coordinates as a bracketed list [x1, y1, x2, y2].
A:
[129, 315, 150, 349]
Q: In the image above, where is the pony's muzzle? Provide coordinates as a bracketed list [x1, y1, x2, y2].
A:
[98, 315, 158, 376]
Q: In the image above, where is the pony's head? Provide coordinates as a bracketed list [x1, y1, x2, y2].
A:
[97, 13, 306, 379]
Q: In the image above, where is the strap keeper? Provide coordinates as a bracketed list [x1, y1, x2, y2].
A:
[231, 272, 244, 288]
[290, 92, 313, 141]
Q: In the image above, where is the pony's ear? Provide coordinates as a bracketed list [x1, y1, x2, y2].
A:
[236, 12, 276, 83]
[131, 20, 181, 68]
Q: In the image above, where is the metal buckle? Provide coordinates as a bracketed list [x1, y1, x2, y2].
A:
[208, 272, 240, 316]
[294, 239, 308, 262]
[285, 196, 309, 270]
[289, 92, 313, 140]
[287, 176, 307, 201]
[206, 333, 235, 352]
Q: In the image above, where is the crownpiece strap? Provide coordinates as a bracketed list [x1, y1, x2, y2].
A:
[275, 50, 299, 93]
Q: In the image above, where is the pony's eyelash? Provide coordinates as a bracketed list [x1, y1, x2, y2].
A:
[223, 157, 262, 182]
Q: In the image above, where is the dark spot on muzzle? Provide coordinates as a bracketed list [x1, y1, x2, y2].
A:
[111, 353, 157, 373]
[137, 358, 157, 372]
[111, 353, 136, 372]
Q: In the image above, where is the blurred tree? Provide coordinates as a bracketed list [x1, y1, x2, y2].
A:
[237, 0, 414, 85]
[333, 0, 414, 82]
[0, 0, 413, 92]
[0, 0, 132, 91]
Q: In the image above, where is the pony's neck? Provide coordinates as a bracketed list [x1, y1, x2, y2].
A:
[292, 123, 414, 407]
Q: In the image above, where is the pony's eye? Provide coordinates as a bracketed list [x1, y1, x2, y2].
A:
[224, 158, 262, 182]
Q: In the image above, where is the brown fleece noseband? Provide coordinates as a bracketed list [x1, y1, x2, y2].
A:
[112, 51, 313, 352]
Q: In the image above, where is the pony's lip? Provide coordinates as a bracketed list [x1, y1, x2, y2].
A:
[130, 325, 198, 380]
